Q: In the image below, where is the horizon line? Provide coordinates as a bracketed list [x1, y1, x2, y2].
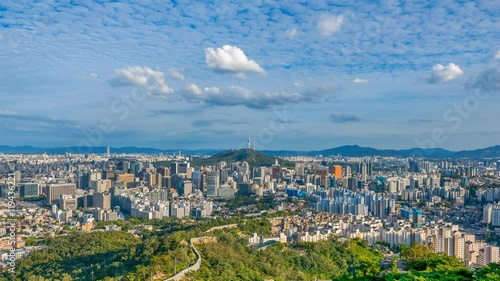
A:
[0, 144, 499, 153]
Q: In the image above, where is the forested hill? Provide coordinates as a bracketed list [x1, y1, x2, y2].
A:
[157, 148, 296, 169]
[1, 218, 499, 280]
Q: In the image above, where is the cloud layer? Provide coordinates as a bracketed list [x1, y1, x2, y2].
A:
[1, 0, 499, 150]
[183, 83, 337, 109]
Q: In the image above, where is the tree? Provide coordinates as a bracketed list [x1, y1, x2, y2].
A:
[400, 243, 432, 264]
[475, 263, 500, 281]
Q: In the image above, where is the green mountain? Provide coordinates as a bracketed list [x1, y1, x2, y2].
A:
[190, 148, 295, 168]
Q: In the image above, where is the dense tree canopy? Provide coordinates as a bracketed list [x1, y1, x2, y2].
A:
[1, 220, 499, 281]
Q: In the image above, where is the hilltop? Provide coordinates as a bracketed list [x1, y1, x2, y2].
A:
[190, 149, 295, 168]
[155, 149, 295, 169]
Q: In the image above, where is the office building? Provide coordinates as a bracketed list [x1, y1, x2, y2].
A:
[94, 192, 112, 210]
[19, 183, 39, 197]
[60, 195, 77, 211]
[47, 183, 76, 205]
[206, 171, 220, 197]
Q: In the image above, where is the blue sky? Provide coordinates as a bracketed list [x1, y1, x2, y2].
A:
[0, 0, 499, 151]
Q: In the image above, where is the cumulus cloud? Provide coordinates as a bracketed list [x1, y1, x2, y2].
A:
[110, 66, 173, 95]
[169, 68, 185, 80]
[352, 78, 368, 84]
[205, 45, 264, 76]
[286, 28, 298, 38]
[182, 83, 337, 109]
[317, 15, 344, 36]
[427, 63, 463, 83]
[329, 112, 363, 123]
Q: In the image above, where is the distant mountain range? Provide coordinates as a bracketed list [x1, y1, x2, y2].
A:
[0, 145, 220, 156]
[1, 144, 500, 159]
[262, 145, 500, 159]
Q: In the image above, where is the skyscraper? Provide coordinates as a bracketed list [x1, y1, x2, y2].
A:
[14, 171, 21, 187]
[332, 165, 342, 179]
[360, 162, 367, 182]
[206, 170, 220, 197]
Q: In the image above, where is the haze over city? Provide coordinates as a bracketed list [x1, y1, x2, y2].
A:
[1, 0, 499, 150]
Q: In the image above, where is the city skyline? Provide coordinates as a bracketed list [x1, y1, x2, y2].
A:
[1, 0, 499, 150]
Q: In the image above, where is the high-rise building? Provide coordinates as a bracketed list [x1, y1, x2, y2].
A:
[316, 166, 328, 186]
[60, 195, 77, 211]
[484, 203, 493, 224]
[483, 246, 499, 265]
[118, 173, 135, 188]
[178, 162, 190, 174]
[332, 165, 342, 179]
[14, 171, 21, 187]
[47, 184, 77, 205]
[0, 184, 9, 198]
[76, 170, 90, 190]
[170, 162, 179, 175]
[94, 192, 112, 209]
[179, 180, 193, 196]
[453, 232, 465, 260]
[345, 166, 352, 178]
[238, 183, 251, 196]
[206, 171, 220, 197]
[412, 208, 423, 227]
[295, 164, 305, 177]
[20, 183, 39, 197]
[220, 169, 229, 184]
[90, 179, 111, 193]
[347, 177, 358, 192]
[157, 167, 170, 177]
[492, 205, 500, 227]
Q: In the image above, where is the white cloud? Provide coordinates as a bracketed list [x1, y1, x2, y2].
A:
[110, 66, 173, 95]
[169, 68, 185, 80]
[495, 50, 500, 60]
[317, 14, 344, 36]
[286, 28, 298, 38]
[186, 84, 202, 95]
[427, 63, 463, 83]
[182, 83, 336, 109]
[205, 45, 264, 75]
[352, 78, 368, 84]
